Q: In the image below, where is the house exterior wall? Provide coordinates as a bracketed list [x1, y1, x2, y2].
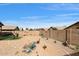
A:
[0, 26, 2, 31]
[64, 23, 79, 45]
[2, 29, 15, 31]
[0, 26, 2, 33]
[65, 23, 79, 29]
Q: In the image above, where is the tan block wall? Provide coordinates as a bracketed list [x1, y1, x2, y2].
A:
[41, 30, 64, 42]
[69, 29, 79, 45]
[47, 30, 66, 42]
[40, 29, 79, 45]
[66, 30, 70, 44]
[57, 30, 66, 42]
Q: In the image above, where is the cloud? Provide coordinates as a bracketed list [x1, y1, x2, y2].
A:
[0, 3, 10, 6]
[55, 13, 79, 16]
[21, 16, 40, 19]
[40, 3, 79, 10]
[20, 14, 79, 24]
[21, 16, 47, 19]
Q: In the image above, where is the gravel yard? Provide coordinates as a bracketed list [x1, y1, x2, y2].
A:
[0, 31, 75, 56]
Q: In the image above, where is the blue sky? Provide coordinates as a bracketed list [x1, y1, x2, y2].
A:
[0, 3, 79, 28]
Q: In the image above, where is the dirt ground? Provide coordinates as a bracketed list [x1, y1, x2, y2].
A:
[0, 31, 75, 56]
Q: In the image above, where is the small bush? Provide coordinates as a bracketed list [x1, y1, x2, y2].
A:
[54, 41, 56, 43]
[40, 33, 44, 37]
[29, 42, 36, 49]
[36, 41, 39, 44]
[14, 33, 19, 39]
[24, 42, 36, 50]
[76, 45, 79, 50]
[43, 45, 47, 50]
[0, 33, 20, 40]
[62, 42, 67, 46]
[16, 33, 19, 37]
[22, 42, 36, 53]
[36, 39, 40, 44]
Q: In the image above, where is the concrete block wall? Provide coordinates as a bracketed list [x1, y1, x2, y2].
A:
[47, 30, 66, 42]
[40, 29, 79, 45]
[69, 29, 79, 45]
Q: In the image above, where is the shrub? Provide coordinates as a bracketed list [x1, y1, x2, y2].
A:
[40, 33, 44, 38]
[54, 41, 56, 43]
[36, 39, 40, 44]
[0, 32, 20, 40]
[24, 42, 36, 50]
[22, 42, 36, 53]
[29, 42, 36, 49]
[76, 45, 79, 50]
[36, 41, 39, 44]
[62, 42, 67, 46]
[16, 33, 19, 37]
[43, 45, 47, 50]
[13, 33, 20, 39]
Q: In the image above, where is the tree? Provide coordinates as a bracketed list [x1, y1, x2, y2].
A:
[22, 28, 24, 31]
[26, 28, 28, 30]
[29, 28, 33, 31]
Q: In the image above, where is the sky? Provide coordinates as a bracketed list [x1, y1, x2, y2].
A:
[0, 3, 79, 28]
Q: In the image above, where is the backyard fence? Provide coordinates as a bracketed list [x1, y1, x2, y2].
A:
[40, 29, 79, 45]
